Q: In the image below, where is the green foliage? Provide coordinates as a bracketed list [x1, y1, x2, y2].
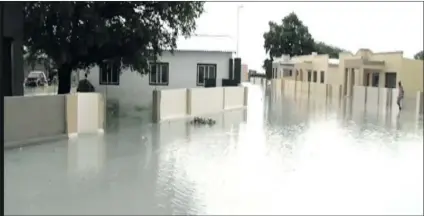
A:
[314, 41, 346, 58]
[263, 12, 347, 68]
[263, 12, 315, 59]
[23, 46, 56, 72]
[262, 58, 273, 79]
[414, 50, 423, 60]
[24, 1, 205, 93]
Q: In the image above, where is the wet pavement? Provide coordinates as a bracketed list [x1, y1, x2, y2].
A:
[5, 82, 423, 215]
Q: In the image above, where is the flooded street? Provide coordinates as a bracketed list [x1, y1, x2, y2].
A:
[5, 83, 423, 215]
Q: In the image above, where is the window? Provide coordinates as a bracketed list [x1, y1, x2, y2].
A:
[385, 72, 397, 88]
[99, 62, 120, 85]
[313, 71, 318, 82]
[197, 64, 216, 86]
[320, 71, 325, 83]
[307, 70, 312, 82]
[299, 69, 303, 81]
[149, 62, 169, 86]
[289, 70, 293, 77]
[371, 72, 379, 87]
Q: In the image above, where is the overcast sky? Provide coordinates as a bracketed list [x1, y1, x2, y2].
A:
[194, 2, 423, 72]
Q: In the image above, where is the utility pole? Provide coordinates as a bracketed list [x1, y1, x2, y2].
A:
[236, 5, 243, 57]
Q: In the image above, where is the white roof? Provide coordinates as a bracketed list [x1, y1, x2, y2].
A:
[329, 58, 340, 65]
[175, 35, 235, 53]
[274, 57, 297, 64]
[23, 35, 235, 60]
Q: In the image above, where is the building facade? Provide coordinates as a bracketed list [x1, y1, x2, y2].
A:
[338, 49, 423, 98]
[272, 49, 423, 99]
[84, 50, 235, 113]
[272, 53, 339, 84]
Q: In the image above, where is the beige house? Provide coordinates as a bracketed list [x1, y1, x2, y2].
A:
[271, 55, 295, 79]
[272, 52, 339, 84]
[273, 49, 423, 99]
[337, 49, 423, 99]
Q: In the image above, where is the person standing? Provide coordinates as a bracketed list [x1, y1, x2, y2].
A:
[397, 81, 404, 110]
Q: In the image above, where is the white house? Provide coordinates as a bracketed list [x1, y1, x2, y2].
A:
[83, 35, 236, 115]
[271, 55, 296, 79]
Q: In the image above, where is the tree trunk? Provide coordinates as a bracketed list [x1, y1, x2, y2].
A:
[57, 64, 72, 94]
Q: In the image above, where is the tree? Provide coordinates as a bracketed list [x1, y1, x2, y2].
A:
[263, 12, 315, 60]
[24, 2, 205, 94]
[314, 41, 346, 58]
[23, 46, 56, 74]
[262, 12, 348, 69]
[262, 58, 273, 79]
[414, 50, 423, 60]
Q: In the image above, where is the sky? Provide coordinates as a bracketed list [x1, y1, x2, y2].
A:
[193, 2, 424, 72]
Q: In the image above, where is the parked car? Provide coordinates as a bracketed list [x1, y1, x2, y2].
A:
[24, 71, 48, 87]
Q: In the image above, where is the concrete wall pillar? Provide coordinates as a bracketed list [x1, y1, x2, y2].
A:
[379, 71, 385, 88]
[346, 68, 353, 96]
[358, 67, 364, 86]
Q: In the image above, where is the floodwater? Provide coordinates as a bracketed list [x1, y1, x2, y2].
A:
[5, 82, 423, 215]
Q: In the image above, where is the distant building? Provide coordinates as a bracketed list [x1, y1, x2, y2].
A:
[272, 49, 423, 99]
[338, 49, 423, 98]
[241, 64, 248, 82]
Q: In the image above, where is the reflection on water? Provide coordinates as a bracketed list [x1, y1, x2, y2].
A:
[24, 86, 78, 96]
[4, 82, 423, 215]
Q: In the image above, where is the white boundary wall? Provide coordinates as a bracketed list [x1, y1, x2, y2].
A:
[301, 82, 310, 96]
[160, 89, 188, 120]
[391, 88, 400, 119]
[189, 87, 224, 115]
[5, 93, 105, 149]
[378, 88, 391, 116]
[365, 87, 379, 114]
[153, 87, 248, 122]
[224, 87, 246, 110]
[352, 86, 366, 111]
[77, 93, 102, 134]
[310, 83, 327, 98]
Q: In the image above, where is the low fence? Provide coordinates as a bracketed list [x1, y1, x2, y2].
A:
[4, 93, 105, 149]
[152, 86, 248, 122]
[280, 79, 341, 102]
[350, 86, 423, 117]
[250, 78, 424, 118]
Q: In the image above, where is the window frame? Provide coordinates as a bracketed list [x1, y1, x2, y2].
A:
[320, 71, 325, 83]
[197, 63, 217, 86]
[307, 70, 312, 82]
[149, 62, 170, 86]
[99, 62, 120, 85]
